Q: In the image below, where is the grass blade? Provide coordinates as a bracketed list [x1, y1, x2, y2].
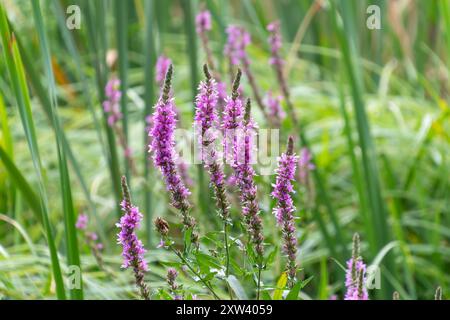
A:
[31, 0, 83, 299]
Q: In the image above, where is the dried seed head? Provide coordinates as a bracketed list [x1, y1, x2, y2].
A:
[244, 98, 251, 124]
[231, 68, 242, 100]
[287, 136, 294, 156]
[154, 217, 170, 236]
[162, 64, 173, 103]
[203, 63, 212, 80]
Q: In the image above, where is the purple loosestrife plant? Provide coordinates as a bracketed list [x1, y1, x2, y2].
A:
[103, 77, 135, 173]
[222, 69, 243, 167]
[196, 10, 215, 71]
[267, 21, 299, 127]
[195, 64, 232, 279]
[234, 99, 265, 299]
[344, 233, 369, 300]
[117, 176, 150, 300]
[235, 99, 264, 259]
[76, 213, 104, 269]
[167, 268, 182, 300]
[272, 137, 299, 288]
[265, 91, 285, 127]
[150, 65, 198, 245]
[224, 25, 269, 121]
[155, 55, 172, 86]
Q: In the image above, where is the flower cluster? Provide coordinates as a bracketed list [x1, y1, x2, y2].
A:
[224, 25, 251, 66]
[103, 78, 122, 127]
[272, 137, 298, 287]
[117, 176, 149, 300]
[267, 21, 283, 66]
[195, 10, 211, 34]
[298, 148, 315, 184]
[156, 55, 172, 85]
[195, 65, 229, 222]
[222, 69, 243, 166]
[265, 91, 285, 127]
[345, 233, 369, 300]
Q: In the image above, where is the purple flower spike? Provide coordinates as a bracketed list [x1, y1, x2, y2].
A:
[234, 99, 265, 259]
[155, 55, 172, 86]
[272, 137, 299, 287]
[267, 21, 284, 66]
[266, 91, 285, 127]
[103, 78, 122, 126]
[222, 69, 243, 166]
[224, 25, 251, 66]
[150, 65, 197, 239]
[225, 26, 269, 121]
[75, 213, 88, 230]
[195, 64, 230, 222]
[196, 10, 211, 34]
[344, 233, 369, 300]
[117, 176, 150, 300]
[298, 147, 315, 184]
[167, 268, 180, 298]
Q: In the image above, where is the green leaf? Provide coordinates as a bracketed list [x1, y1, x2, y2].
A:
[273, 272, 287, 300]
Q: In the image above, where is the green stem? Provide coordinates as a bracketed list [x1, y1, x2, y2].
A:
[171, 247, 221, 300]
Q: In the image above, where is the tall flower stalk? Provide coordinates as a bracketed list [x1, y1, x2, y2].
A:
[234, 99, 265, 299]
[272, 137, 299, 288]
[344, 233, 369, 300]
[103, 77, 136, 174]
[265, 91, 285, 127]
[195, 64, 232, 292]
[267, 21, 298, 127]
[150, 65, 198, 246]
[222, 68, 243, 167]
[196, 11, 215, 72]
[117, 176, 150, 300]
[224, 25, 269, 121]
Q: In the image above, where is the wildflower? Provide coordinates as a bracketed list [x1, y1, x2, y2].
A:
[222, 69, 243, 166]
[272, 137, 298, 287]
[117, 176, 150, 300]
[150, 65, 197, 242]
[195, 64, 231, 277]
[76, 214, 104, 269]
[267, 21, 283, 66]
[224, 25, 251, 66]
[103, 77, 122, 126]
[266, 21, 298, 127]
[225, 25, 268, 121]
[103, 77, 135, 172]
[298, 147, 315, 183]
[75, 213, 88, 230]
[167, 267, 182, 299]
[155, 55, 172, 85]
[265, 91, 285, 127]
[234, 99, 264, 258]
[344, 233, 368, 300]
[196, 10, 211, 34]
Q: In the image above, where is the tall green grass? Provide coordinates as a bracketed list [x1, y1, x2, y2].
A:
[0, 3, 66, 299]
